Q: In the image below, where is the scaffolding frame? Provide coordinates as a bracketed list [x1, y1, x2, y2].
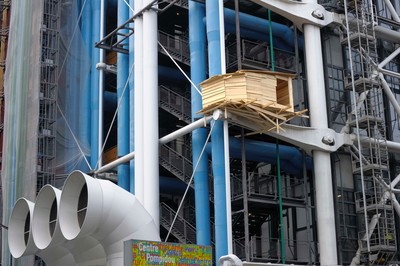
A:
[342, 0, 397, 264]
[37, 0, 60, 190]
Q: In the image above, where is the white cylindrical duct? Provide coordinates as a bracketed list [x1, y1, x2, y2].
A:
[32, 185, 106, 266]
[8, 197, 77, 266]
[59, 171, 160, 265]
[8, 198, 38, 258]
[142, 0, 160, 230]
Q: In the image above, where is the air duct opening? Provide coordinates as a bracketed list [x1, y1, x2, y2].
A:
[49, 199, 57, 237]
[77, 183, 88, 228]
[24, 212, 30, 246]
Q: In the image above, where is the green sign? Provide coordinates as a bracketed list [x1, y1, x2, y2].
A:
[124, 240, 212, 265]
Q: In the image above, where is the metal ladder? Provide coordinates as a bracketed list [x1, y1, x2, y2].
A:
[342, 0, 396, 263]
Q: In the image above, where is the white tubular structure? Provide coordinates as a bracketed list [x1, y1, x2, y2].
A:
[59, 171, 160, 265]
[142, 0, 159, 231]
[134, 0, 144, 204]
[32, 185, 106, 266]
[303, 22, 338, 265]
[8, 198, 77, 265]
[8, 198, 38, 259]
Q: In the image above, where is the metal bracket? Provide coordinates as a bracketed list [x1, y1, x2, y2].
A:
[225, 111, 352, 155]
[249, 0, 338, 29]
[267, 124, 352, 155]
[95, 0, 180, 54]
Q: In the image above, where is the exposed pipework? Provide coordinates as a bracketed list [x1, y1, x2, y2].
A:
[8, 198, 78, 266]
[189, 0, 211, 247]
[303, 20, 338, 265]
[223, 137, 312, 176]
[8, 171, 161, 265]
[134, 0, 144, 203]
[142, 0, 160, 228]
[59, 171, 160, 265]
[31, 185, 106, 265]
[117, 0, 130, 190]
[223, 7, 304, 51]
[206, 1, 228, 263]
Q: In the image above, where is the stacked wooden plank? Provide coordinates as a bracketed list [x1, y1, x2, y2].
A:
[199, 70, 307, 132]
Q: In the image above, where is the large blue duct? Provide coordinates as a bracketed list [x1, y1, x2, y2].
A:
[117, 0, 130, 190]
[224, 8, 304, 51]
[213, 138, 313, 176]
[205, 1, 228, 263]
[189, 0, 211, 247]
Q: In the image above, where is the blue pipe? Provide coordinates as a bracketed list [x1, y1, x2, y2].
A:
[224, 23, 294, 51]
[206, 1, 228, 263]
[189, 1, 211, 246]
[217, 138, 313, 176]
[90, 2, 100, 169]
[159, 176, 191, 194]
[80, 0, 92, 172]
[224, 8, 303, 51]
[229, 138, 312, 177]
[117, 0, 130, 190]
[129, 0, 135, 194]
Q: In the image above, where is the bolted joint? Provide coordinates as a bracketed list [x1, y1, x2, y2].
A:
[312, 9, 324, 20]
[322, 135, 335, 146]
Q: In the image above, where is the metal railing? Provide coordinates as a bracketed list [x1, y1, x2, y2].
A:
[160, 202, 197, 244]
[226, 39, 296, 72]
[158, 30, 190, 65]
[232, 172, 305, 202]
[160, 144, 193, 184]
[159, 85, 191, 124]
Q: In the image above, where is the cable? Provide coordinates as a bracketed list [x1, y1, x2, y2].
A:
[123, 0, 134, 13]
[56, 103, 92, 171]
[158, 41, 202, 96]
[94, 63, 135, 171]
[165, 120, 215, 242]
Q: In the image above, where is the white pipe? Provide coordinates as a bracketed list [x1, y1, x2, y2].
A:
[354, 134, 400, 154]
[391, 173, 400, 187]
[379, 67, 400, 79]
[59, 171, 160, 265]
[142, 0, 159, 229]
[219, 0, 226, 75]
[374, 25, 400, 44]
[8, 199, 38, 259]
[159, 116, 212, 144]
[96, 115, 212, 174]
[8, 199, 79, 266]
[303, 22, 338, 265]
[224, 119, 233, 254]
[391, 193, 400, 217]
[32, 185, 106, 266]
[378, 73, 400, 119]
[134, 0, 144, 204]
[219, 254, 243, 266]
[383, 0, 400, 22]
[378, 47, 400, 69]
[98, 0, 105, 168]
[363, 213, 381, 241]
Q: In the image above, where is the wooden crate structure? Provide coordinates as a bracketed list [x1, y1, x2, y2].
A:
[199, 70, 306, 132]
[201, 70, 294, 112]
